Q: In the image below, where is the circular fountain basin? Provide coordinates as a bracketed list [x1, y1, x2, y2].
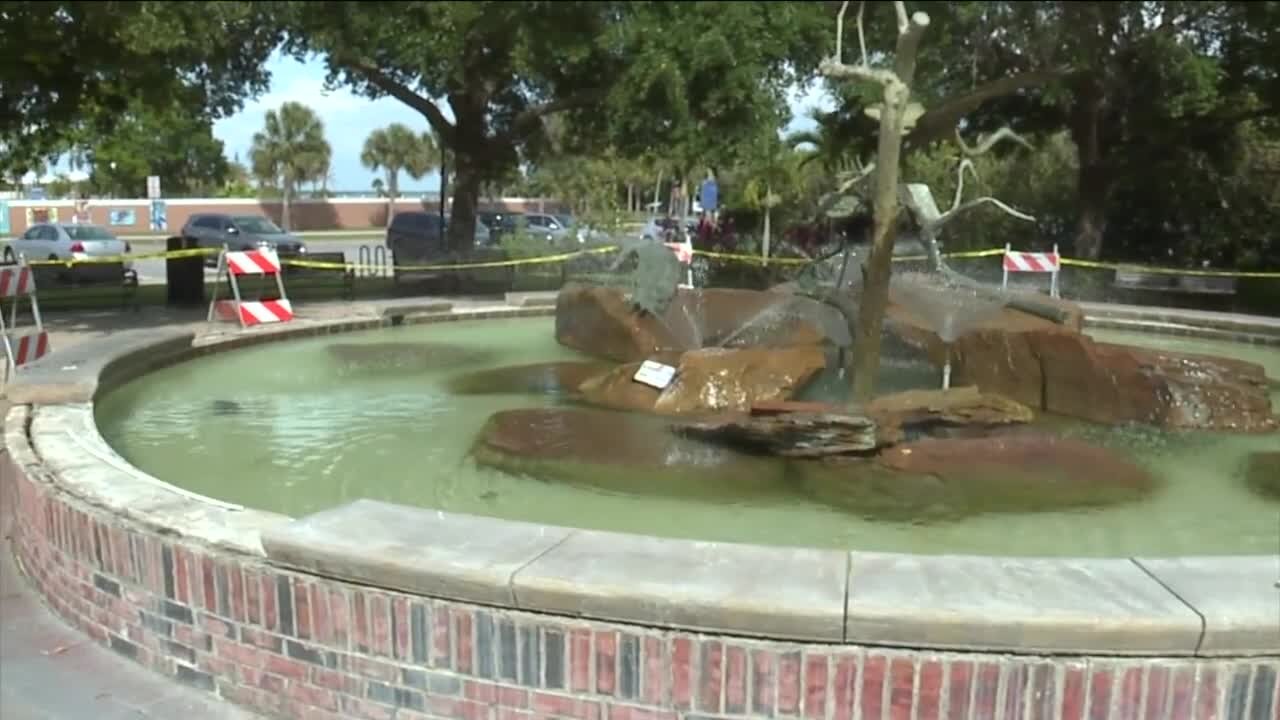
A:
[5, 305, 1278, 720]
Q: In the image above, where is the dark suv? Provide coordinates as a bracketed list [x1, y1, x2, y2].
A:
[181, 213, 308, 267]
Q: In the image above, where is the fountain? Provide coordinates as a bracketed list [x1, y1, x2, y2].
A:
[886, 271, 1007, 389]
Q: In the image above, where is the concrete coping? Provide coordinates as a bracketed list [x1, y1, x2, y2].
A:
[7, 305, 1280, 655]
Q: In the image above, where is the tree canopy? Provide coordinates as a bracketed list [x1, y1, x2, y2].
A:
[249, 102, 331, 229]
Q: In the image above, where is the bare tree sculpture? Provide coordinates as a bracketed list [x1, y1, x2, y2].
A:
[818, 0, 1057, 401]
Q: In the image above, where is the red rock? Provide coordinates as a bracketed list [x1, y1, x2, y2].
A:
[864, 386, 1035, 444]
[577, 346, 829, 416]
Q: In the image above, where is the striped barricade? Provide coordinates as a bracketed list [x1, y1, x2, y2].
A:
[1002, 243, 1061, 298]
[664, 238, 696, 288]
[0, 259, 51, 380]
[207, 249, 295, 329]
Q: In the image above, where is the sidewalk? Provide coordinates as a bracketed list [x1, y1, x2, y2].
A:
[0, 482, 258, 719]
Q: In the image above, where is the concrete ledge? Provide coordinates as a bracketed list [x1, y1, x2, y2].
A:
[261, 499, 572, 606]
[6, 327, 196, 405]
[844, 552, 1204, 655]
[511, 530, 847, 642]
[1135, 556, 1280, 656]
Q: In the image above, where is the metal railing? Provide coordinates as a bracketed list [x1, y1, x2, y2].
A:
[357, 245, 390, 278]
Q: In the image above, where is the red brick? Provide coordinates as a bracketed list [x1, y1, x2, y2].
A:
[345, 656, 399, 683]
[197, 654, 236, 678]
[751, 650, 777, 716]
[531, 691, 602, 720]
[259, 672, 286, 694]
[570, 628, 592, 693]
[309, 586, 331, 646]
[1144, 666, 1171, 720]
[830, 654, 857, 720]
[353, 592, 370, 652]
[261, 574, 279, 632]
[1088, 666, 1114, 720]
[1118, 666, 1144, 718]
[329, 589, 351, 650]
[643, 636, 665, 705]
[265, 653, 309, 680]
[431, 601, 451, 667]
[343, 697, 395, 720]
[596, 631, 618, 696]
[465, 680, 499, 703]
[497, 709, 533, 720]
[244, 569, 261, 626]
[145, 536, 164, 594]
[724, 645, 748, 715]
[1062, 665, 1087, 720]
[1167, 666, 1195, 720]
[287, 682, 339, 712]
[861, 654, 887, 719]
[803, 653, 828, 719]
[294, 579, 312, 640]
[972, 662, 1001, 719]
[430, 696, 495, 720]
[392, 597, 411, 661]
[240, 627, 283, 652]
[500, 686, 529, 708]
[214, 637, 264, 667]
[199, 555, 217, 611]
[199, 614, 234, 639]
[311, 668, 355, 693]
[606, 706, 678, 720]
[665, 637, 692, 710]
[1192, 665, 1218, 720]
[453, 608, 473, 673]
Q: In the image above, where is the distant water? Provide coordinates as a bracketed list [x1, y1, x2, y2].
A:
[95, 317, 1280, 558]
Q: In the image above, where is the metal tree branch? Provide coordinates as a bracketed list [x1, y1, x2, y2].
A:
[955, 126, 1033, 157]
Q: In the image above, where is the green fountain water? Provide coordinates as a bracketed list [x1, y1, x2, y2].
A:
[94, 317, 1280, 557]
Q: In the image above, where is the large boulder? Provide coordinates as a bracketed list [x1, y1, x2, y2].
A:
[885, 290, 1276, 432]
[577, 346, 828, 415]
[796, 433, 1157, 522]
[864, 386, 1036, 444]
[555, 284, 835, 362]
[471, 407, 788, 501]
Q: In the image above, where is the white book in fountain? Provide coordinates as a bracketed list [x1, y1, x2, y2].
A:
[632, 359, 677, 390]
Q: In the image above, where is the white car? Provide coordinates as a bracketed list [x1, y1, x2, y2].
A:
[4, 223, 133, 281]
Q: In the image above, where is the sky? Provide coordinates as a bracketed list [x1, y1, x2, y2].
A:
[210, 51, 836, 193]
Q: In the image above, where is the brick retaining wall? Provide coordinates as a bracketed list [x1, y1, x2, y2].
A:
[3, 425, 1277, 720]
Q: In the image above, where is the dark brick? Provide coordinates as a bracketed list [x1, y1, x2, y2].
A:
[428, 672, 462, 696]
[402, 669, 428, 691]
[1250, 665, 1276, 720]
[409, 603, 430, 664]
[519, 626, 541, 687]
[619, 635, 640, 700]
[130, 536, 145, 584]
[498, 619, 518, 682]
[138, 611, 173, 637]
[276, 576, 295, 636]
[165, 639, 197, 664]
[162, 600, 193, 625]
[395, 688, 426, 712]
[109, 634, 139, 660]
[215, 564, 231, 618]
[476, 612, 496, 679]
[93, 525, 104, 569]
[544, 629, 565, 690]
[367, 681, 397, 706]
[176, 664, 216, 692]
[92, 573, 121, 598]
[286, 639, 327, 666]
[161, 545, 175, 599]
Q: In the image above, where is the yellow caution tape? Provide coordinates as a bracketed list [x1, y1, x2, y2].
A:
[1058, 258, 1280, 278]
[690, 246, 1007, 266]
[26, 247, 215, 266]
[283, 245, 620, 272]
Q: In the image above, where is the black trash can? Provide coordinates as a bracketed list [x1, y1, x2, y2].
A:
[166, 236, 206, 307]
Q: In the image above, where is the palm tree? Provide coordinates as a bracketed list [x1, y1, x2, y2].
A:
[361, 124, 439, 223]
[249, 102, 330, 230]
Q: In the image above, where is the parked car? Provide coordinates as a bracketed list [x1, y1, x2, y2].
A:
[4, 223, 132, 283]
[181, 213, 308, 267]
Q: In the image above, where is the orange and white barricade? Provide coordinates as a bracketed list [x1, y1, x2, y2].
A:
[0, 258, 51, 381]
[664, 236, 695, 289]
[207, 247, 294, 329]
[1002, 243, 1061, 298]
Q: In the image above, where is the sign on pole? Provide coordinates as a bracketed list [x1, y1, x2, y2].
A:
[146, 175, 161, 199]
